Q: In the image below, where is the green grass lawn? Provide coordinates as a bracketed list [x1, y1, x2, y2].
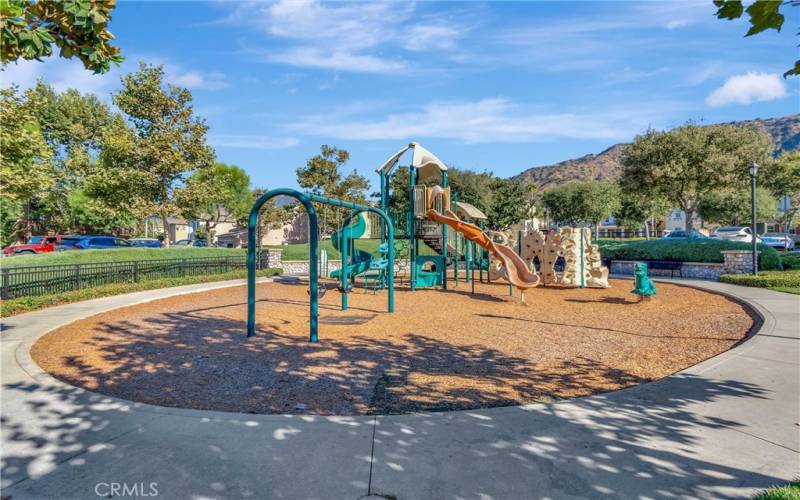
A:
[1, 238, 434, 269]
[1, 247, 246, 268]
[752, 480, 800, 500]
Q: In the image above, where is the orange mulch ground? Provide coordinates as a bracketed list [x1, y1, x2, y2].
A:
[31, 278, 757, 416]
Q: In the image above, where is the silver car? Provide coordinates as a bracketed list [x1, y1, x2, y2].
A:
[759, 232, 796, 251]
[710, 226, 761, 244]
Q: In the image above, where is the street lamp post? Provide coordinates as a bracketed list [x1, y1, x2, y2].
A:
[749, 161, 759, 276]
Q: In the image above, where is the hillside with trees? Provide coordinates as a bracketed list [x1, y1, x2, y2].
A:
[511, 114, 800, 192]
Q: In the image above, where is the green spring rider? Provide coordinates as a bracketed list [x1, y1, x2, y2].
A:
[632, 262, 656, 301]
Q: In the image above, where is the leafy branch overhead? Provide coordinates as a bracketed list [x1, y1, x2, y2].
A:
[713, 0, 799, 77]
[0, 0, 123, 73]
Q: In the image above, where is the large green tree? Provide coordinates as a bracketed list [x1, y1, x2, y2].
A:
[698, 186, 778, 226]
[620, 123, 772, 234]
[1, 0, 123, 73]
[540, 181, 620, 237]
[762, 150, 800, 231]
[112, 62, 215, 246]
[0, 85, 53, 242]
[487, 179, 527, 230]
[296, 145, 370, 235]
[177, 163, 252, 240]
[614, 190, 672, 239]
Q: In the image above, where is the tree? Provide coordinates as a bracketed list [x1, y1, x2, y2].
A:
[24, 81, 121, 232]
[1, 0, 123, 73]
[539, 181, 620, 237]
[620, 123, 772, 234]
[698, 186, 778, 226]
[176, 163, 252, 241]
[0, 85, 53, 241]
[615, 190, 671, 239]
[762, 150, 800, 232]
[714, 0, 798, 77]
[295, 145, 370, 235]
[112, 62, 215, 246]
[487, 179, 527, 230]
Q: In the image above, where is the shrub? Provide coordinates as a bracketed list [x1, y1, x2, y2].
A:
[780, 253, 800, 271]
[597, 239, 782, 271]
[719, 270, 800, 289]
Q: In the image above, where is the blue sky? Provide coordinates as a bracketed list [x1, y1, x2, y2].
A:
[2, 1, 796, 192]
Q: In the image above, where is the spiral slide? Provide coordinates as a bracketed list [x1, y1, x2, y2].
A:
[330, 214, 375, 280]
[427, 186, 540, 292]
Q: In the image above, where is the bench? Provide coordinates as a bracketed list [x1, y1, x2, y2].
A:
[646, 260, 683, 277]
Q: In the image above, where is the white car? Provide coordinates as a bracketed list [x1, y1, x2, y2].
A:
[710, 226, 761, 244]
[759, 232, 796, 251]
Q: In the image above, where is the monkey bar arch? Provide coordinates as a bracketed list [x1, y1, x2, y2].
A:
[247, 188, 394, 342]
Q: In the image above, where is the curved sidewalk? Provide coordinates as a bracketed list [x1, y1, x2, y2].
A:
[1, 279, 798, 499]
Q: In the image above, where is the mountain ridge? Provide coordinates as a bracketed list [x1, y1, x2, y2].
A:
[510, 114, 800, 192]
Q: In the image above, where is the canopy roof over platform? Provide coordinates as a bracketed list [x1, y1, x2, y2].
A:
[376, 142, 447, 183]
[455, 201, 487, 220]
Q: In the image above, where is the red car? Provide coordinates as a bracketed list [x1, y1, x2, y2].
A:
[2, 235, 62, 256]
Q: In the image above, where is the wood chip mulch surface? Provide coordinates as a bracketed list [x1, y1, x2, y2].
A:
[31, 278, 757, 416]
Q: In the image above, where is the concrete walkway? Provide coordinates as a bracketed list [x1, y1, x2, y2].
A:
[1, 279, 798, 499]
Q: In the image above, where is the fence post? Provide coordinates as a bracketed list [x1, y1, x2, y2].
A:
[181, 259, 187, 277]
[74, 264, 81, 290]
[133, 261, 139, 283]
[1, 268, 9, 299]
[224, 256, 230, 273]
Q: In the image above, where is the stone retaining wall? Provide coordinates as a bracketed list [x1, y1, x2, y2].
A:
[610, 260, 725, 280]
[610, 250, 759, 280]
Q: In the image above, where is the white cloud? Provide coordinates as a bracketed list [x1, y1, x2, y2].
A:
[285, 98, 655, 143]
[209, 134, 299, 150]
[168, 70, 227, 90]
[267, 47, 406, 74]
[0, 58, 119, 96]
[225, 0, 463, 74]
[666, 19, 690, 30]
[404, 24, 462, 51]
[705, 72, 787, 107]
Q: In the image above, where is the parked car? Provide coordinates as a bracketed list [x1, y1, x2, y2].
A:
[759, 232, 796, 251]
[174, 239, 208, 247]
[709, 226, 761, 244]
[2, 234, 62, 256]
[129, 238, 163, 248]
[66, 236, 133, 250]
[661, 229, 708, 239]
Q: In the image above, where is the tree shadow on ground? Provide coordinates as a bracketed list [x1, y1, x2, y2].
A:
[369, 372, 781, 499]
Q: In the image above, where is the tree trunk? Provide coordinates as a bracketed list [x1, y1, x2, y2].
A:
[595, 223, 599, 240]
[682, 205, 695, 234]
[644, 220, 650, 240]
[161, 211, 171, 248]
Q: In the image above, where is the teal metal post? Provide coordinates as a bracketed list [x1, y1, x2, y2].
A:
[248, 188, 319, 342]
[336, 205, 396, 313]
[340, 214, 350, 310]
[579, 226, 585, 289]
[409, 166, 416, 291]
[452, 191, 459, 286]
[441, 170, 448, 290]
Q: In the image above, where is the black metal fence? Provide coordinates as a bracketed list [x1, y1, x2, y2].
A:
[1, 254, 272, 300]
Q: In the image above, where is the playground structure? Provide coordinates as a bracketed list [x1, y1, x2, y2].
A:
[247, 143, 610, 341]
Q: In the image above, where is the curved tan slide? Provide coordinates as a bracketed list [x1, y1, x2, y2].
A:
[427, 186, 540, 295]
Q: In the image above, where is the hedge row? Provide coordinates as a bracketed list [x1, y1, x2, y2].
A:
[719, 270, 800, 289]
[596, 239, 783, 271]
[780, 253, 800, 270]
